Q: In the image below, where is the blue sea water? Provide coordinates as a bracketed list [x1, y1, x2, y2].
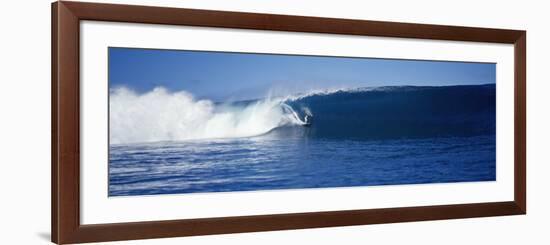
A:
[109, 135, 495, 196]
[109, 84, 496, 196]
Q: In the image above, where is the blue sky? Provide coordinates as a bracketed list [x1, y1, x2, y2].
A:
[109, 47, 495, 101]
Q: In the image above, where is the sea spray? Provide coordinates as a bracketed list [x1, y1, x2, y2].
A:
[109, 87, 306, 144]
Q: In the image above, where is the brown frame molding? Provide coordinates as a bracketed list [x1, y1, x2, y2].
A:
[52, 1, 526, 244]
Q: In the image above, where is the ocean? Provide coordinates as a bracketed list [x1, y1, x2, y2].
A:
[109, 84, 496, 196]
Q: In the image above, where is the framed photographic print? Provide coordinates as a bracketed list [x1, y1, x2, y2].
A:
[51, 1, 526, 244]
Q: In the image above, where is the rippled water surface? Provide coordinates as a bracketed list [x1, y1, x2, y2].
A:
[109, 135, 495, 196]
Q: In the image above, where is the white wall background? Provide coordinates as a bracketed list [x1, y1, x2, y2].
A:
[0, 0, 548, 244]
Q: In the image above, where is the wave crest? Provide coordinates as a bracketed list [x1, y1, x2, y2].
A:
[110, 87, 306, 144]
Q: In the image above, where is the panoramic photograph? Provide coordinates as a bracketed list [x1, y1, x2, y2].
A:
[108, 47, 496, 197]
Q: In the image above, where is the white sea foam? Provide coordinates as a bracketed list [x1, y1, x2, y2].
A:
[109, 87, 307, 144]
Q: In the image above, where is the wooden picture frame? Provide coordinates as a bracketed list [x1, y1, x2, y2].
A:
[52, 1, 526, 244]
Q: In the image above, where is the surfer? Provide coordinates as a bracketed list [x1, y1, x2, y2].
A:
[303, 115, 312, 127]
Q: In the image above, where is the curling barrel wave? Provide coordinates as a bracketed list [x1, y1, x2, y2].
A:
[280, 84, 496, 139]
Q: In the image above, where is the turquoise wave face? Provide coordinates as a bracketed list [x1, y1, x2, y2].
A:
[278, 84, 496, 140]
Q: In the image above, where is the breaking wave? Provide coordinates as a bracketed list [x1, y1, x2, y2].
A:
[280, 83, 496, 140]
[110, 84, 496, 144]
[109, 87, 308, 144]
